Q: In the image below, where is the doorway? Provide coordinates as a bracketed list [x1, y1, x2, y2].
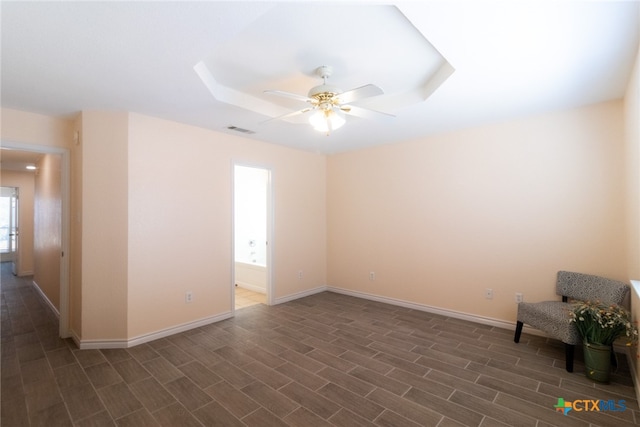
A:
[233, 164, 272, 310]
[0, 142, 70, 338]
[0, 186, 19, 273]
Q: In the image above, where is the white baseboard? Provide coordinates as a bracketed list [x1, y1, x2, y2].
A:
[77, 311, 233, 349]
[277, 285, 542, 336]
[31, 280, 60, 319]
[69, 329, 82, 349]
[326, 286, 522, 332]
[73, 286, 553, 350]
[78, 338, 129, 350]
[274, 285, 328, 305]
[78, 287, 324, 349]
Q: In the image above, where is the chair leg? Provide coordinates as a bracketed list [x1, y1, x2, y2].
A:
[565, 343, 574, 372]
[514, 321, 523, 343]
[611, 345, 617, 367]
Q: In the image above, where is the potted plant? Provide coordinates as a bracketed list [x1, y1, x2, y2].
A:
[569, 300, 638, 383]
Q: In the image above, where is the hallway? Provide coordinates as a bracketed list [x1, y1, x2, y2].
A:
[1, 262, 71, 425]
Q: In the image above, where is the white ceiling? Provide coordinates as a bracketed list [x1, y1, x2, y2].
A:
[1, 1, 639, 154]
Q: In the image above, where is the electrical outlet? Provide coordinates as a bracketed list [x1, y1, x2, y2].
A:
[298, 270, 303, 280]
[515, 292, 523, 303]
[369, 271, 375, 281]
[485, 288, 493, 299]
[185, 291, 193, 303]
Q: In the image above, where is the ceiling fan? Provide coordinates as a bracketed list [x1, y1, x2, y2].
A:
[264, 65, 393, 134]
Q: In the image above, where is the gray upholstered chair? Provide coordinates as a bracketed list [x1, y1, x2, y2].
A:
[514, 271, 630, 372]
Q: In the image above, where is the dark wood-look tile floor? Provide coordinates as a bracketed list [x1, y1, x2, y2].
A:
[2, 262, 638, 426]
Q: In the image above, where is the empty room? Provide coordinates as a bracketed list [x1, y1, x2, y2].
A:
[1, 1, 640, 426]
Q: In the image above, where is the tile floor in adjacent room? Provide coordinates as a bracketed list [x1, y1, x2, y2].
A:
[2, 261, 638, 426]
[235, 287, 267, 309]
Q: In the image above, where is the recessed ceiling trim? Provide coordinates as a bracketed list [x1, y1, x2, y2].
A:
[193, 4, 454, 126]
[194, 61, 291, 119]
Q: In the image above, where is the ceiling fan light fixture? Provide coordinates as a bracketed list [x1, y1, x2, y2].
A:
[309, 107, 345, 134]
[265, 64, 389, 133]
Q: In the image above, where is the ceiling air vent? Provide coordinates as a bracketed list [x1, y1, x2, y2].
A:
[227, 126, 255, 135]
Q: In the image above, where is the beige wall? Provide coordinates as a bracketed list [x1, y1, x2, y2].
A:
[1, 109, 72, 277]
[33, 153, 62, 309]
[0, 170, 35, 275]
[625, 47, 640, 281]
[1, 109, 71, 149]
[69, 114, 83, 338]
[80, 111, 129, 342]
[1, 108, 327, 344]
[624, 47, 640, 395]
[127, 113, 326, 339]
[327, 100, 626, 322]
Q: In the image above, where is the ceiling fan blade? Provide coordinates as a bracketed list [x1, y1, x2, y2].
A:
[261, 107, 313, 124]
[337, 84, 384, 104]
[341, 105, 394, 120]
[264, 89, 314, 104]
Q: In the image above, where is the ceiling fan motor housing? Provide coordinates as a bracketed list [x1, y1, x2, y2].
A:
[308, 84, 342, 99]
[308, 65, 342, 103]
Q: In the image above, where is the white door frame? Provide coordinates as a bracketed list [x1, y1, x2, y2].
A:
[231, 162, 274, 312]
[1, 140, 71, 338]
